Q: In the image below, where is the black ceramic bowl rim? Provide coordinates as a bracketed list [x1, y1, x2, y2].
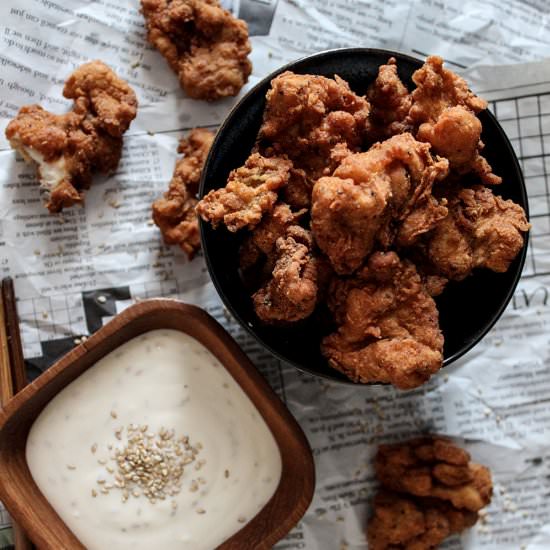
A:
[199, 47, 530, 386]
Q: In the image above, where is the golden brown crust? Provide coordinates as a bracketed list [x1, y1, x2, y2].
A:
[367, 490, 478, 550]
[140, 0, 251, 100]
[409, 56, 487, 123]
[368, 437, 492, 549]
[252, 226, 318, 324]
[322, 251, 443, 389]
[409, 56, 500, 184]
[367, 58, 413, 140]
[259, 71, 371, 199]
[196, 153, 293, 231]
[5, 61, 137, 213]
[239, 202, 306, 275]
[423, 185, 530, 280]
[63, 61, 139, 137]
[375, 437, 493, 512]
[152, 128, 215, 259]
[311, 133, 449, 275]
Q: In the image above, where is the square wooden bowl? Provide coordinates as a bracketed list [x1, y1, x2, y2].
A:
[0, 299, 315, 549]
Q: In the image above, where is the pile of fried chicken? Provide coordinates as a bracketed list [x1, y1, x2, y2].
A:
[197, 56, 530, 389]
[368, 437, 493, 549]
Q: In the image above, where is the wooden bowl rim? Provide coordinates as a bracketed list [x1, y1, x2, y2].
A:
[0, 298, 315, 549]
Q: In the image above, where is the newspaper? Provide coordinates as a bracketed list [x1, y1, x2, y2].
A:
[1, 0, 550, 548]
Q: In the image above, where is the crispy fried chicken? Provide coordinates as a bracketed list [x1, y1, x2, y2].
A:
[311, 133, 449, 274]
[422, 185, 529, 280]
[5, 61, 137, 213]
[367, 58, 413, 141]
[152, 127, 214, 258]
[322, 251, 443, 388]
[196, 153, 292, 231]
[409, 56, 500, 185]
[141, 0, 251, 100]
[252, 226, 318, 323]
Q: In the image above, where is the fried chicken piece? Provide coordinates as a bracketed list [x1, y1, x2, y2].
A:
[322, 252, 443, 388]
[423, 185, 529, 281]
[367, 491, 478, 550]
[152, 128, 214, 258]
[239, 202, 306, 274]
[252, 226, 318, 323]
[197, 153, 292, 231]
[375, 437, 493, 512]
[409, 56, 500, 185]
[417, 106, 500, 185]
[396, 195, 449, 248]
[259, 71, 370, 199]
[422, 274, 449, 298]
[409, 56, 486, 123]
[280, 167, 312, 210]
[311, 133, 449, 274]
[141, 0, 251, 100]
[369, 437, 492, 549]
[5, 61, 137, 213]
[367, 58, 413, 141]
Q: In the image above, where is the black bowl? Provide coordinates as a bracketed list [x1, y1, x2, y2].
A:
[199, 48, 529, 385]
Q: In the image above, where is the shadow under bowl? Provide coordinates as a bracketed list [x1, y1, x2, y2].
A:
[199, 47, 529, 385]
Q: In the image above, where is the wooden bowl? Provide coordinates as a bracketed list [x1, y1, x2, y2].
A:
[0, 299, 315, 549]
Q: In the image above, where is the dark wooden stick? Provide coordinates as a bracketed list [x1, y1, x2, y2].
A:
[2, 279, 28, 393]
[0, 294, 14, 405]
[1, 278, 33, 550]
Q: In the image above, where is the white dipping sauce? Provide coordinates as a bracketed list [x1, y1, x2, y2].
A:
[27, 329, 282, 550]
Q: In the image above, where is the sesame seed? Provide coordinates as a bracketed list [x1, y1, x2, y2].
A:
[91, 423, 203, 505]
[67, 464, 76, 470]
[224, 469, 230, 478]
[91, 443, 98, 454]
[238, 516, 246, 523]
[110, 410, 118, 419]
[98, 295, 107, 304]
[91, 489, 97, 497]
[196, 508, 206, 515]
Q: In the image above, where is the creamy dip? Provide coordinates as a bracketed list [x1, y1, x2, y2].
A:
[26, 329, 282, 550]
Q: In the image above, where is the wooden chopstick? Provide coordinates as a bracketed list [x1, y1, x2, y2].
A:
[0, 290, 14, 405]
[2, 279, 28, 393]
[0, 278, 33, 550]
